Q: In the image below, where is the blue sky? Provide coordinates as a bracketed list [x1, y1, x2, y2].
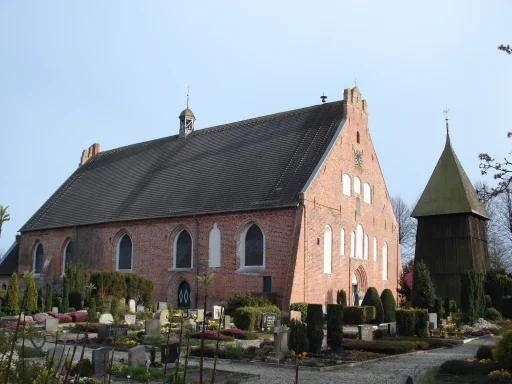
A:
[0, 1, 510, 253]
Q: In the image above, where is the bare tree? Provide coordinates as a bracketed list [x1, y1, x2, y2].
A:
[0, 205, 10, 238]
[391, 195, 417, 264]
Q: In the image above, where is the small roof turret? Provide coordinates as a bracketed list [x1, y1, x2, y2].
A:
[179, 108, 195, 119]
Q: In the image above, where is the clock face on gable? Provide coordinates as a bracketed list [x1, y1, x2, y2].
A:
[354, 149, 363, 168]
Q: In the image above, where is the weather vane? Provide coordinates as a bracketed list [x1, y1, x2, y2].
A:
[354, 78, 357, 87]
[443, 107, 449, 134]
[320, 93, 327, 103]
[186, 85, 191, 109]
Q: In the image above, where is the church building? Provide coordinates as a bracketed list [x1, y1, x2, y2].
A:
[14, 87, 400, 309]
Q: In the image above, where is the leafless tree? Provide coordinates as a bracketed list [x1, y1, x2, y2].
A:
[391, 195, 417, 264]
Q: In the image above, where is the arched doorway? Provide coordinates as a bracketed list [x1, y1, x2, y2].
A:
[352, 266, 368, 306]
[178, 281, 191, 309]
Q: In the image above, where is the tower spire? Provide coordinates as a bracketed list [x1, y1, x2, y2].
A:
[443, 107, 449, 135]
[179, 85, 195, 139]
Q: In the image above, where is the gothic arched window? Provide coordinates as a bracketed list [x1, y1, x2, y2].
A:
[342, 174, 351, 196]
[117, 234, 133, 271]
[382, 242, 388, 280]
[324, 225, 332, 274]
[340, 228, 345, 256]
[208, 223, 221, 268]
[62, 240, 74, 276]
[174, 230, 193, 269]
[356, 225, 363, 259]
[242, 224, 265, 268]
[34, 243, 44, 274]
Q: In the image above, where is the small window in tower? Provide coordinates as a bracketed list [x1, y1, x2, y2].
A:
[357, 131, 360, 144]
[356, 198, 361, 216]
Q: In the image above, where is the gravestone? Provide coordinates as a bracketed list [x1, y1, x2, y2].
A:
[45, 317, 59, 331]
[52, 307, 59, 313]
[97, 324, 129, 342]
[161, 343, 180, 364]
[184, 318, 196, 333]
[92, 347, 110, 376]
[269, 323, 288, 360]
[196, 321, 207, 332]
[128, 300, 136, 313]
[261, 313, 277, 329]
[128, 345, 146, 367]
[143, 320, 162, 343]
[156, 310, 169, 325]
[223, 315, 231, 329]
[158, 302, 168, 310]
[358, 325, 373, 341]
[188, 309, 204, 320]
[0, 316, 19, 331]
[387, 322, 397, 337]
[213, 305, 222, 319]
[428, 313, 438, 329]
[440, 319, 447, 329]
[98, 313, 114, 324]
[47, 346, 65, 369]
[124, 314, 136, 325]
[137, 305, 145, 313]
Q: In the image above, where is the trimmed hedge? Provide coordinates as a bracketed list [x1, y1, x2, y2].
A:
[343, 307, 366, 325]
[233, 305, 281, 331]
[289, 303, 308, 322]
[289, 319, 309, 354]
[361, 287, 384, 324]
[336, 290, 347, 306]
[396, 309, 416, 337]
[342, 340, 428, 355]
[502, 296, 512, 319]
[414, 309, 429, 338]
[380, 289, 396, 322]
[306, 304, 324, 353]
[363, 306, 376, 323]
[326, 304, 343, 349]
[434, 297, 444, 321]
[484, 294, 492, 309]
[225, 292, 272, 316]
[485, 272, 512, 312]
[484, 307, 502, 321]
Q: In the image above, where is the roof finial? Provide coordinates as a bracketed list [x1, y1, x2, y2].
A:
[354, 78, 357, 87]
[443, 107, 449, 135]
[186, 85, 191, 109]
[320, 93, 328, 103]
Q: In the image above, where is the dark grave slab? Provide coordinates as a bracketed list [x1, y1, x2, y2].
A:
[97, 324, 128, 342]
[0, 317, 19, 331]
[92, 347, 110, 376]
[161, 342, 180, 364]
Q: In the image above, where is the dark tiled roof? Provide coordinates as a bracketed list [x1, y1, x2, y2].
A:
[411, 134, 489, 219]
[0, 241, 19, 275]
[22, 102, 345, 231]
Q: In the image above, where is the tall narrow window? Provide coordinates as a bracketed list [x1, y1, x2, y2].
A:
[117, 234, 133, 271]
[243, 224, 264, 267]
[208, 223, 221, 268]
[324, 225, 332, 274]
[340, 228, 345, 256]
[356, 198, 361, 216]
[364, 183, 371, 203]
[354, 177, 361, 194]
[373, 237, 377, 262]
[350, 232, 355, 258]
[62, 240, 74, 276]
[382, 242, 388, 280]
[34, 243, 44, 274]
[342, 174, 351, 196]
[364, 234, 369, 260]
[356, 225, 363, 259]
[356, 131, 360, 144]
[175, 230, 192, 269]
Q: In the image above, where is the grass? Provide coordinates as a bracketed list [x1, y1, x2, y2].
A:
[340, 337, 459, 355]
[15, 345, 46, 358]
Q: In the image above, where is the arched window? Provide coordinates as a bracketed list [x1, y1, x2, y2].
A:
[356, 198, 361, 216]
[241, 224, 265, 268]
[364, 183, 371, 204]
[354, 177, 361, 194]
[62, 240, 74, 276]
[356, 131, 360, 144]
[208, 223, 221, 268]
[340, 228, 345, 256]
[174, 230, 193, 269]
[364, 234, 369, 260]
[373, 237, 377, 262]
[117, 234, 133, 271]
[382, 242, 388, 280]
[342, 174, 351, 196]
[324, 226, 332, 274]
[350, 232, 355, 258]
[356, 225, 363, 259]
[34, 243, 44, 274]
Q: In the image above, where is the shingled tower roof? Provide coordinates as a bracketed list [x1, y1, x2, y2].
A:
[411, 133, 489, 219]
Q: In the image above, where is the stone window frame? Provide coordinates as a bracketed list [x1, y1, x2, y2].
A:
[350, 231, 355, 258]
[33, 242, 44, 276]
[237, 222, 266, 274]
[382, 242, 388, 280]
[353, 177, 361, 194]
[208, 223, 221, 268]
[363, 183, 371, 204]
[364, 234, 369, 260]
[356, 225, 363, 259]
[323, 225, 332, 274]
[342, 174, 351, 196]
[61, 239, 73, 277]
[171, 228, 194, 271]
[116, 233, 133, 273]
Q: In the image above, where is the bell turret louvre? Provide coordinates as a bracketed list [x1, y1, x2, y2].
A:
[179, 85, 195, 139]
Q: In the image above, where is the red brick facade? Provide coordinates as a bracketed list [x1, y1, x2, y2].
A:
[17, 88, 401, 310]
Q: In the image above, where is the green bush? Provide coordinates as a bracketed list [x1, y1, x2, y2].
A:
[342, 340, 425, 355]
[289, 319, 309, 354]
[396, 308, 415, 337]
[493, 330, 512, 370]
[362, 306, 376, 323]
[125, 273, 154, 307]
[306, 304, 324, 353]
[380, 289, 396, 322]
[461, 271, 485, 325]
[234, 332, 258, 340]
[343, 307, 366, 325]
[412, 260, 435, 310]
[501, 296, 512, 319]
[233, 305, 280, 331]
[25, 279, 38, 316]
[414, 309, 429, 338]
[443, 298, 451, 316]
[88, 298, 98, 322]
[225, 292, 272, 316]
[289, 302, 308, 322]
[89, 270, 128, 303]
[69, 292, 83, 311]
[439, 359, 499, 375]
[476, 345, 494, 360]
[4, 273, 19, 315]
[374, 329, 384, 340]
[44, 282, 52, 312]
[485, 295, 493, 309]
[110, 298, 119, 322]
[71, 358, 93, 377]
[434, 297, 444, 321]
[450, 300, 457, 313]
[484, 307, 502, 321]
[485, 272, 512, 312]
[336, 290, 347, 306]
[37, 287, 44, 313]
[61, 277, 70, 313]
[361, 287, 384, 324]
[326, 304, 343, 348]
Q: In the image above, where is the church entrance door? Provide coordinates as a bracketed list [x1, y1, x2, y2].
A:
[178, 281, 191, 309]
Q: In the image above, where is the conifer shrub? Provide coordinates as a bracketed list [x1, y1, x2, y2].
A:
[414, 308, 429, 338]
[306, 304, 324, 353]
[485, 294, 492, 309]
[434, 296, 445, 321]
[225, 292, 271, 316]
[443, 297, 451, 316]
[326, 304, 344, 349]
[476, 345, 493, 361]
[493, 330, 512, 370]
[412, 261, 436, 310]
[380, 289, 396, 322]
[110, 298, 119, 322]
[336, 290, 347, 306]
[68, 292, 83, 311]
[361, 287, 384, 324]
[5, 273, 19, 315]
[485, 272, 512, 312]
[501, 296, 512, 319]
[88, 298, 98, 322]
[289, 319, 309, 354]
[396, 308, 416, 337]
[44, 282, 52, 312]
[289, 302, 308, 322]
[343, 307, 366, 325]
[25, 279, 38, 315]
[37, 287, 44, 313]
[61, 277, 70, 313]
[484, 307, 502, 321]
[362, 306, 376, 323]
[461, 271, 485, 325]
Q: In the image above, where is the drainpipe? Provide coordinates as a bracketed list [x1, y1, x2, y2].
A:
[194, 215, 199, 308]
